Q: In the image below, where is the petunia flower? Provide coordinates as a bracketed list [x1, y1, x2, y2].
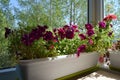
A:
[103, 14, 117, 21]
[43, 31, 54, 41]
[58, 28, 66, 39]
[65, 27, 74, 39]
[85, 23, 93, 30]
[99, 21, 106, 28]
[79, 34, 86, 40]
[76, 45, 86, 57]
[86, 29, 95, 36]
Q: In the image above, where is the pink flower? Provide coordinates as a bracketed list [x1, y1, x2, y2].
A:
[88, 39, 94, 45]
[99, 56, 104, 63]
[76, 45, 86, 57]
[79, 34, 86, 40]
[85, 23, 93, 30]
[103, 14, 117, 21]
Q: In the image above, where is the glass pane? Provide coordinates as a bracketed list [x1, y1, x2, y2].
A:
[104, 0, 120, 40]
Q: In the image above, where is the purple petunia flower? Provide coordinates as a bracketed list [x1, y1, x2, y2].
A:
[71, 25, 79, 32]
[63, 25, 69, 31]
[43, 31, 54, 41]
[99, 21, 106, 28]
[58, 28, 66, 39]
[86, 29, 95, 36]
[85, 23, 93, 30]
[37, 25, 47, 33]
[79, 34, 86, 40]
[21, 34, 33, 46]
[65, 27, 74, 39]
[76, 45, 86, 57]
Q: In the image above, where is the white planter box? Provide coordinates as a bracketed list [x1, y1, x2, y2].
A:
[110, 51, 120, 68]
[18, 52, 99, 80]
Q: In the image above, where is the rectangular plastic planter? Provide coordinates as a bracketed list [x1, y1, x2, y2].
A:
[110, 51, 120, 69]
[18, 52, 99, 80]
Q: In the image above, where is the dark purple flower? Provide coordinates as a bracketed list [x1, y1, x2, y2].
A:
[86, 29, 95, 36]
[71, 25, 78, 32]
[21, 34, 33, 46]
[30, 28, 43, 40]
[58, 28, 66, 39]
[76, 45, 86, 57]
[99, 21, 106, 28]
[65, 27, 74, 39]
[43, 31, 54, 41]
[63, 25, 69, 31]
[85, 24, 93, 30]
[108, 31, 113, 36]
[5, 27, 11, 38]
[37, 25, 47, 33]
[79, 34, 86, 40]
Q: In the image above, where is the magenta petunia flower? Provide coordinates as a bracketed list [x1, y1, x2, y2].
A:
[43, 31, 54, 41]
[79, 34, 86, 40]
[99, 21, 106, 28]
[85, 23, 93, 30]
[76, 45, 86, 57]
[65, 27, 74, 39]
[86, 29, 95, 36]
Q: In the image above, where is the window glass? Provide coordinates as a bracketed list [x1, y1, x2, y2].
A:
[104, 0, 120, 39]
